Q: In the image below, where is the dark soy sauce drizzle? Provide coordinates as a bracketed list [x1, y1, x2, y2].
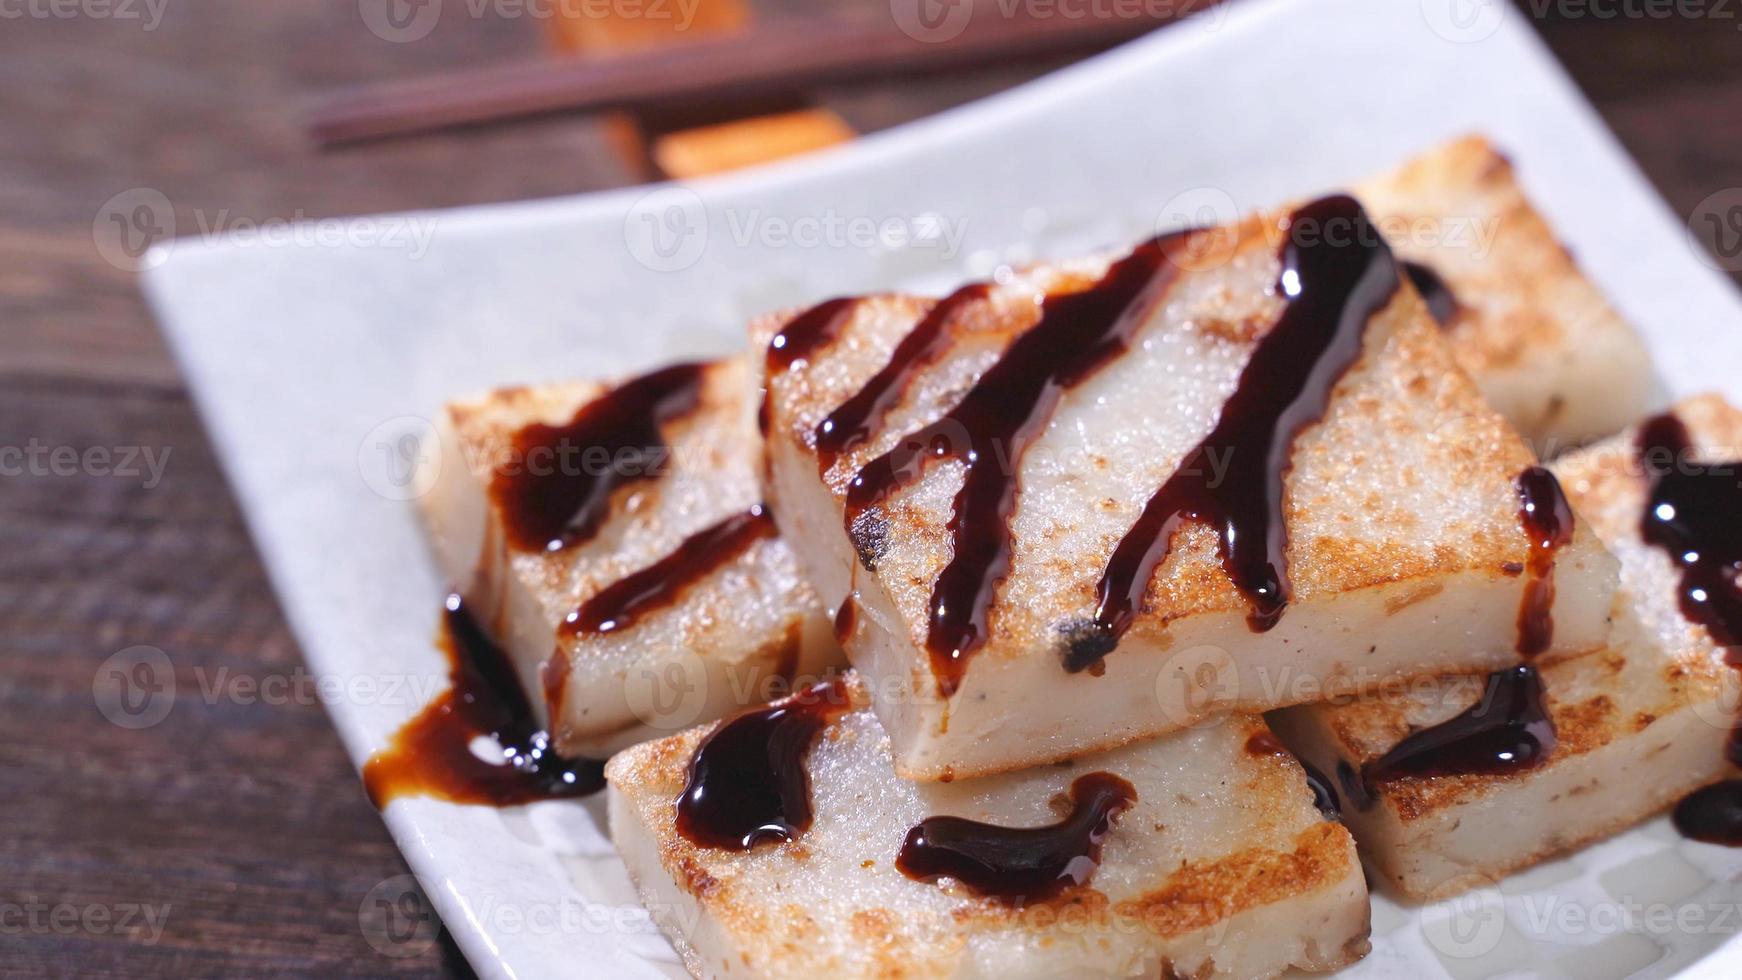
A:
[1515, 466, 1576, 657]
[1637, 413, 1742, 655]
[767, 297, 859, 372]
[1246, 730, 1287, 756]
[1072, 195, 1400, 673]
[844, 231, 1199, 696]
[1246, 732, 1339, 819]
[541, 643, 571, 724]
[1674, 781, 1742, 845]
[492, 362, 707, 554]
[895, 771, 1137, 905]
[759, 297, 858, 435]
[1336, 760, 1373, 812]
[564, 506, 776, 636]
[814, 284, 992, 474]
[1637, 415, 1742, 841]
[1402, 260, 1459, 327]
[675, 676, 853, 850]
[833, 595, 857, 644]
[1353, 665, 1555, 807]
[363, 595, 605, 808]
[1300, 757, 1342, 819]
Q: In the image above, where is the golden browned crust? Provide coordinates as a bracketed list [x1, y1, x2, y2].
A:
[1323, 651, 1711, 823]
[436, 357, 840, 752]
[1309, 395, 1742, 826]
[608, 689, 1364, 977]
[1110, 823, 1354, 940]
[443, 360, 755, 603]
[757, 205, 1547, 679]
[1358, 134, 1599, 375]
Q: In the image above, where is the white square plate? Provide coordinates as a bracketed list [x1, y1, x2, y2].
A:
[143, 0, 1742, 976]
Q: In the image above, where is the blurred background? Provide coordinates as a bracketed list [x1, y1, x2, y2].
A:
[3, 0, 1739, 974]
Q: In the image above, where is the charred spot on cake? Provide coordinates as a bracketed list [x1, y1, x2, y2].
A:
[849, 510, 890, 570]
[1056, 618, 1118, 675]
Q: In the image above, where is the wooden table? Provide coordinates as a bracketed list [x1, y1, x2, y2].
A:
[3, 2, 1737, 974]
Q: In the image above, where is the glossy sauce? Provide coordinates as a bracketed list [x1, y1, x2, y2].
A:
[363, 595, 605, 808]
[814, 284, 991, 473]
[1637, 413, 1742, 654]
[1245, 730, 1287, 756]
[833, 595, 857, 644]
[760, 297, 858, 436]
[492, 362, 706, 553]
[1515, 466, 1576, 656]
[675, 676, 853, 850]
[895, 771, 1136, 905]
[1355, 665, 1555, 805]
[844, 231, 1199, 695]
[540, 647, 572, 726]
[1073, 195, 1400, 672]
[1301, 757, 1342, 819]
[767, 297, 859, 372]
[1336, 760, 1373, 812]
[1637, 413, 1742, 779]
[1673, 781, 1742, 845]
[1402, 260, 1459, 327]
[564, 506, 775, 635]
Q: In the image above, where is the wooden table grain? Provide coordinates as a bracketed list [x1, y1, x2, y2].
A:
[2, 2, 1737, 975]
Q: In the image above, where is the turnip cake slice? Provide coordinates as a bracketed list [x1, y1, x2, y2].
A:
[1271, 394, 1742, 899]
[1358, 135, 1651, 448]
[606, 673, 1369, 980]
[756, 194, 1619, 781]
[422, 357, 840, 757]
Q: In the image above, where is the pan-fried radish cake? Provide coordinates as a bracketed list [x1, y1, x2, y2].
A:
[1270, 394, 1742, 899]
[1357, 135, 1651, 448]
[755, 195, 1619, 781]
[421, 357, 842, 758]
[606, 672, 1369, 980]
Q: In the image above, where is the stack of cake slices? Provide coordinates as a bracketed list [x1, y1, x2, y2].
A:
[414, 137, 1742, 979]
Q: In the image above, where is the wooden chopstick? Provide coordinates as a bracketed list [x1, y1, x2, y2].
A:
[310, 7, 1211, 147]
